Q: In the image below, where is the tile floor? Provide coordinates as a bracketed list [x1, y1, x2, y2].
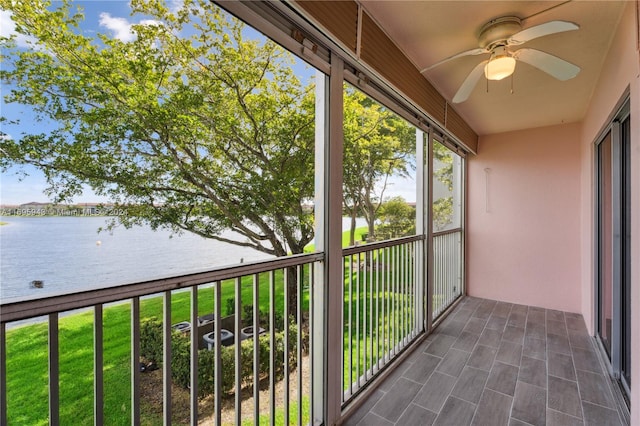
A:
[343, 297, 627, 426]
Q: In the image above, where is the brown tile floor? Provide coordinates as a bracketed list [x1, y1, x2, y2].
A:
[343, 297, 627, 426]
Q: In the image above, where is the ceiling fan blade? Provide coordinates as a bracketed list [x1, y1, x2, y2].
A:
[508, 20, 579, 45]
[421, 48, 487, 73]
[514, 48, 580, 80]
[452, 60, 488, 103]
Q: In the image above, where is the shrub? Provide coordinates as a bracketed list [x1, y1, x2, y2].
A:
[140, 316, 309, 398]
[140, 317, 163, 364]
[170, 333, 191, 387]
[225, 298, 235, 316]
[196, 344, 235, 396]
[140, 317, 197, 387]
[242, 306, 286, 332]
[242, 304, 253, 322]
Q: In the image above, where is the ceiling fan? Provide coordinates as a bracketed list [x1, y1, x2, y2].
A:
[421, 16, 581, 103]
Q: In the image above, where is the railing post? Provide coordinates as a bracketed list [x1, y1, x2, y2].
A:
[131, 297, 140, 425]
[0, 322, 6, 426]
[162, 292, 171, 425]
[190, 287, 198, 424]
[49, 313, 60, 425]
[234, 277, 242, 426]
[283, 271, 290, 426]
[269, 271, 277, 426]
[252, 273, 260, 424]
[94, 305, 104, 426]
[214, 282, 222, 426]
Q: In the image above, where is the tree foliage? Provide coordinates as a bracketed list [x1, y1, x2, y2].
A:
[375, 196, 415, 239]
[432, 141, 455, 231]
[0, 0, 315, 256]
[342, 85, 415, 245]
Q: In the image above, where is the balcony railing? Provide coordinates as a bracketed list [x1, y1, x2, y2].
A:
[1, 231, 463, 424]
[341, 235, 424, 405]
[1, 254, 322, 425]
[432, 229, 463, 319]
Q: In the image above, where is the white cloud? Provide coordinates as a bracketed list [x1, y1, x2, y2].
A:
[0, 10, 37, 48]
[99, 12, 164, 42]
[168, 0, 184, 14]
[378, 174, 417, 203]
[140, 19, 163, 27]
[99, 12, 136, 42]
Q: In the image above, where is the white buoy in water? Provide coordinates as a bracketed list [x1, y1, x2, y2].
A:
[96, 240, 102, 246]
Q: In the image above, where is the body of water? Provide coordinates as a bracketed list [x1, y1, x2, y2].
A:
[0, 216, 274, 301]
[0, 216, 366, 302]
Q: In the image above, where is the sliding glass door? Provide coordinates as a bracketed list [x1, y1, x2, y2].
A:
[596, 98, 631, 399]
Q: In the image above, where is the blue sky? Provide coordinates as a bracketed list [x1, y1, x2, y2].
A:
[1, 1, 163, 205]
[2, 1, 253, 206]
[0, 1, 417, 205]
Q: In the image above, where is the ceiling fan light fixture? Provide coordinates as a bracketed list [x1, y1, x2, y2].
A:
[442, 17, 581, 103]
[484, 55, 516, 80]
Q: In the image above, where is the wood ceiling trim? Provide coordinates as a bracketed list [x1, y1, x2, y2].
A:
[445, 104, 478, 152]
[296, 1, 358, 53]
[360, 12, 447, 125]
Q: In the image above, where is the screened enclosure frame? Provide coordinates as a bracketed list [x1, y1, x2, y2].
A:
[216, 1, 470, 423]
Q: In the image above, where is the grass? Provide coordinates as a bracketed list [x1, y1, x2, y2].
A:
[303, 225, 368, 253]
[241, 396, 311, 426]
[6, 308, 135, 425]
[342, 226, 369, 246]
[6, 225, 418, 424]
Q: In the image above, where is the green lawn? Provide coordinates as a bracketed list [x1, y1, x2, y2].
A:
[303, 225, 368, 253]
[241, 396, 311, 426]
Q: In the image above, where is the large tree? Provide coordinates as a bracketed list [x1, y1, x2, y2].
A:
[0, 0, 316, 258]
[342, 85, 415, 244]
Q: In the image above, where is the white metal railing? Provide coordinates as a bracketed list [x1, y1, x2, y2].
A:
[0, 253, 322, 425]
[433, 229, 463, 319]
[340, 235, 424, 404]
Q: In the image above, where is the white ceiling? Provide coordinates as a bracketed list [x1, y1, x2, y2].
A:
[360, 1, 626, 136]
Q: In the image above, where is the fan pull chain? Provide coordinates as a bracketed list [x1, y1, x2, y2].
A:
[510, 74, 514, 94]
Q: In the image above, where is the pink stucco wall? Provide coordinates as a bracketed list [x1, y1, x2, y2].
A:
[467, 123, 582, 312]
[578, 3, 639, 422]
[579, 2, 637, 334]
